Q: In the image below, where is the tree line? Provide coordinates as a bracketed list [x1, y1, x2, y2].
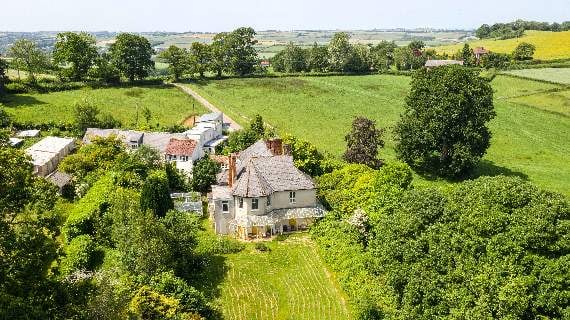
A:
[476, 19, 570, 39]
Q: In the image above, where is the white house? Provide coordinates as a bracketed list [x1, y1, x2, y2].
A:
[164, 138, 203, 174]
[26, 136, 75, 177]
[209, 139, 325, 239]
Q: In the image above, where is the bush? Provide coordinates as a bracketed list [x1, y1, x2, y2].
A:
[60, 235, 96, 274]
[254, 242, 270, 252]
[197, 236, 245, 255]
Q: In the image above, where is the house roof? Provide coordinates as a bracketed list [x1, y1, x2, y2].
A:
[165, 138, 197, 156]
[425, 59, 464, 67]
[232, 156, 315, 197]
[474, 47, 489, 54]
[210, 154, 229, 165]
[198, 112, 223, 122]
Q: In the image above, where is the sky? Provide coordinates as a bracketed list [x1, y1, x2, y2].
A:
[1, 0, 569, 32]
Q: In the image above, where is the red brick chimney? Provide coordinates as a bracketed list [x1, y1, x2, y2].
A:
[228, 153, 237, 187]
[271, 138, 283, 155]
[282, 143, 292, 156]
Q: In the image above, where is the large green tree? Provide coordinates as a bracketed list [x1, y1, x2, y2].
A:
[308, 43, 330, 72]
[140, 170, 174, 217]
[53, 32, 98, 80]
[225, 27, 258, 76]
[190, 157, 220, 193]
[189, 42, 211, 78]
[109, 33, 154, 81]
[159, 45, 190, 81]
[8, 39, 50, 82]
[328, 32, 353, 72]
[209, 32, 229, 78]
[394, 65, 495, 177]
[512, 42, 536, 61]
[460, 43, 476, 66]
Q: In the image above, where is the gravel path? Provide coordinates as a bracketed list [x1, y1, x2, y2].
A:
[173, 83, 242, 131]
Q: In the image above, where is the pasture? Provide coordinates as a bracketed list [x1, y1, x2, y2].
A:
[199, 233, 352, 320]
[184, 74, 570, 196]
[436, 30, 570, 60]
[2, 85, 207, 128]
[503, 68, 570, 84]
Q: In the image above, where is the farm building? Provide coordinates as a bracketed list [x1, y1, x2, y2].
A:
[208, 139, 325, 239]
[425, 59, 464, 68]
[26, 136, 75, 177]
[474, 47, 489, 62]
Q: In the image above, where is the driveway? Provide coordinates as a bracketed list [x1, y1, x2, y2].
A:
[173, 83, 242, 131]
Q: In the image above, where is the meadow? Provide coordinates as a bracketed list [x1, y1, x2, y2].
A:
[503, 68, 570, 84]
[185, 74, 570, 196]
[196, 232, 352, 320]
[436, 30, 570, 60]
[2, 85, 207, 128]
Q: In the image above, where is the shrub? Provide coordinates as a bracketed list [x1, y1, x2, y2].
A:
[60, 235, 96, 274]
[197, 236, 245, 255]
[254, 242, 270, 252]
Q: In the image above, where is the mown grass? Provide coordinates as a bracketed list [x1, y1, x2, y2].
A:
[185, 75, 570, 196]
[215, 234, 351, 320]
[2, 85, 207, 128]
[436, 30, 570, 60]
[503, 68, 570, 85]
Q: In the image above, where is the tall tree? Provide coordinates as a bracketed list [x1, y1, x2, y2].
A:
[189, 157, 220, 193]
[370, 41, 397, 71]
[159, 45, 190, 81]
[189, 42, 211, 78]
[53, 32, 98, 80]
[343, 116, 384, 168]
[140, 170, 174, 217]
[408, 40, 426, 51]
[394, 65, 495, 177]
[328, 32, 353, 72]
[8, 39, 49, 82]
[226, 27, 258, 76]
[109, 33, 154, 81]
[461, 43, 476, 66]
[209, 32, 229, 78]
[308, 43, 330, 72]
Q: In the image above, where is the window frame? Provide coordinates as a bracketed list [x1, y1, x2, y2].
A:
[251, 198, 259, 211]
[221, 200, 229, 213]
[289, 191, 296, 204]
[267, 196, 271, 207]
[239, 197, 243, 208]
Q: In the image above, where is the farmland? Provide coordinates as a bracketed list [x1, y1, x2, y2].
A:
[2, 85, 207, 128]
[435, 30, 570, 60]
[184, 74, 570, 196]
[503, 68, 570, 84]
[196, 232, 351, 320]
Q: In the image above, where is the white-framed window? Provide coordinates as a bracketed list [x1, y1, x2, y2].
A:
[239, 198, 243, 208]
[221, 163, 229, 170]
[267, 196, 271, 206]
[221, 201, 229, 213]
[180, 155, 188, 162]
[169, 155, 177, 161]
[251, 198, 259, 210]
[289, 191, 296, 204]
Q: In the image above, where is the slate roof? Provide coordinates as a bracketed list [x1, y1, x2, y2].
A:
[216, 140, 273, 185]
[199, 112, 223, 122]
[165, 138, 197, 155]
[232, 156, 315, 197]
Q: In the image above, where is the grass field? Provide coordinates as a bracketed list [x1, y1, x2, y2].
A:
[2, 85, 207, 127]
[184, 74, 570, 196]
[194, 228, 351, 320]
[503, 68, 570, 84]
[436, 30, 570, 60]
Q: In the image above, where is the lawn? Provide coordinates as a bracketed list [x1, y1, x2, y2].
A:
[502, 68, 570, 85]
[2, 85, 207, 128]
[184, 75, 570, 196]
[435, 30, 570, 61]
[195, 230, 351, 320]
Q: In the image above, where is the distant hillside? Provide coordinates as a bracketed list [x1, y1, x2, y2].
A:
[435, 30, 570, 60]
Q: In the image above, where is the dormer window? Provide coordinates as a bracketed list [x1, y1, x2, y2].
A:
[251, 198, 259, 210]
